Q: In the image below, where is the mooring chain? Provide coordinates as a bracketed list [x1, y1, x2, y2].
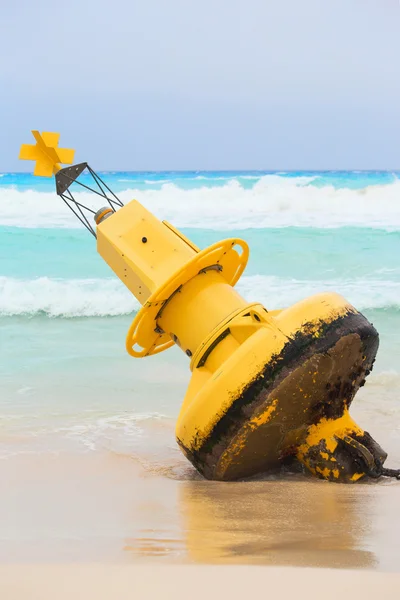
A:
[368, 458, 400, 480]
[380, 467, 400, 480]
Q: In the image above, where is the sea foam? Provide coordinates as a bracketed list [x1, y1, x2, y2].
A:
[1, 275, 399, 318]
[1, 176, 400, 230]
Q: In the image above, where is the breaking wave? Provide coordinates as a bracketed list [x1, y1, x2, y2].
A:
[1, 275, 400, 318]
[2, 176, 400, 230]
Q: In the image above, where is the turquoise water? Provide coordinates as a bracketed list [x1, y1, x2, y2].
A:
[1, 171, 400, 460]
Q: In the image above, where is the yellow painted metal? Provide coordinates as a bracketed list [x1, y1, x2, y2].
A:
[176, 293, 350, 456]
[19, 131, 74, 177]
[296, 411, 366, 481]
[162, 220, 200, 253]
[97, 200, 198, 303]
[124, 240, 248, 358]
[152, 271, 249, 357]
[96, 200, 247, 357]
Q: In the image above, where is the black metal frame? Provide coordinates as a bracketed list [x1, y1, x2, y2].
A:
[55, 163, 124, 237]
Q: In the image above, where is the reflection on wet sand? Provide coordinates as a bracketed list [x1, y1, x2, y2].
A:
[179, 477, 377, 569]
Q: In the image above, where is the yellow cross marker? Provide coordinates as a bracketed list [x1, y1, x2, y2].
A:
[19, 131, 75, 177]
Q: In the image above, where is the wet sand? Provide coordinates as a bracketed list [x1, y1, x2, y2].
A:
[1, 446, 400, 570]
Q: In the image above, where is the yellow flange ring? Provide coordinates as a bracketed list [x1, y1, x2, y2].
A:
[126, 238, 249, 358]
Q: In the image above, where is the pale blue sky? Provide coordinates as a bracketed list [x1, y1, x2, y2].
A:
[1, 0, 400, 170]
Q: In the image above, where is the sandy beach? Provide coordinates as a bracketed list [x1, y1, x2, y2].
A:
[2, 565, 400, 600]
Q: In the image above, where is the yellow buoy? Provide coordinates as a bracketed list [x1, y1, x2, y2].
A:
[19, 131, 394, 483]
[96, 200, 385, 482]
